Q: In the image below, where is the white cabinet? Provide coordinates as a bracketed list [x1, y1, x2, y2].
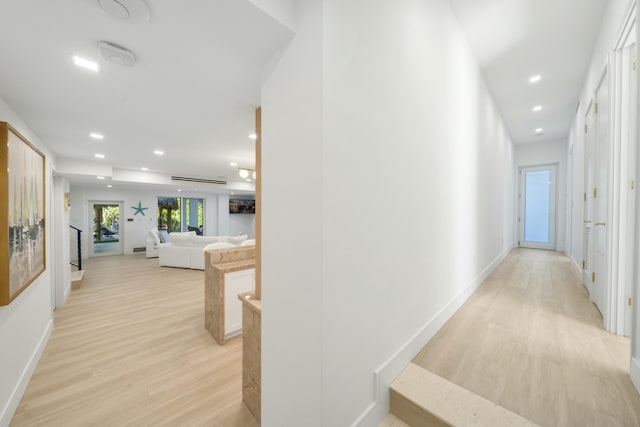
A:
[224, 268, 255, 339]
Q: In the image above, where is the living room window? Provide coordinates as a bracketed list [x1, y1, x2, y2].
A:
[157, 197, 204, 234]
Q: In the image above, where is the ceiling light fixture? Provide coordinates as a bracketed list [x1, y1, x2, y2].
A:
[154, 150, 164, 155]
[98, 41, 136, 67]
[533, 106, 543, 112]
[230, 162, 238, 167]
[73, 55, 100, 72]
[97, 176, 105, 180]
[141, 167, 149, 171]
[177, 189, 182, 192]
[535, 128, 544, 134]
[97, 0, 151, 23]
[90, 132, 104, 140]
[238, 167, 257, 179]
[95, 153, 105, 159]
[249, 133, 257, 140]
[107, 184, 113, 188]
[529, 74, 542, 83]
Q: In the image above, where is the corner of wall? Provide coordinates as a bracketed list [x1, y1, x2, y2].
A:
[0, 319, 53, 427]
[350, 246, 512, 427]
[631, 357, 640, 395]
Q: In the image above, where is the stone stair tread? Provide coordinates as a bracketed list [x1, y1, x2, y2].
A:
[390, 363, 538, 427]
[71, 270, 85, 289]
[377, 413, 410, 427]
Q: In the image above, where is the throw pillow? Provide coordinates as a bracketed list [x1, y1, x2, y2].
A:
[158, 230, 170, 243]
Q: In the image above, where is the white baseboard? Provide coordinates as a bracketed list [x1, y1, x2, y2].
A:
[631, 357, 640, 394]
[0, 319, 53, 427]
[63, 283, 71, 303]
[570, 256, 581, 274]
[351, 246, 512, 427]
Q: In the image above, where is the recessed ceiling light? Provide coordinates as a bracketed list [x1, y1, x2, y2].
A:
[535, 128, 544, 134]
[97, 176, 105, 180]
[533, 106, 543, 112]
[230, 162, 238, 167]
[90, 132, 104, 140]
[529, 75, 542, 83]
[73, 55, 100, 72]
[177, 189, 182, 192]
[249, 133, 257, 140]
[141, 167, 149, 171]
[154, 150, 164, 155]
[95, 153, 105, 159]
[107, 184, 113, 188]
[231, 192, 235, 195]
[246, 178, 251, 182]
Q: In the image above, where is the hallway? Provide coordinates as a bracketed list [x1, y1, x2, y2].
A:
[413, 249, 640, 426]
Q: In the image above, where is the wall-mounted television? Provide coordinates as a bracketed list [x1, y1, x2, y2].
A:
[229, 199, 256, 214]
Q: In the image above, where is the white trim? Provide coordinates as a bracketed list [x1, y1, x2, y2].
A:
[614, 1, 637, 50]
[631, 357, 640, 394]
[63, 283, 71, 303]
[570, 256, 582, 274]
[350, 246, 512, 427]
[0, 319, 53, 427]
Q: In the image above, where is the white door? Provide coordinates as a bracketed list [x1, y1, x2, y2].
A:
[89, 201, 124, 257]
[584, 102, 596, 295]
[593, 70, 610, 319]
[623, 42, 637, 336]
[519, 165, 557, 250]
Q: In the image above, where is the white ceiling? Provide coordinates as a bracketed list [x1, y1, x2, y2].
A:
[0, 0, 612, 191]
[0, 0, 293, 190]
[449, 0, 610, 144]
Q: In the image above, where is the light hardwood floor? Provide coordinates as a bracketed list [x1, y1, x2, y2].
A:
[413, 248, 640, 427]
[11, 254, 258, 427]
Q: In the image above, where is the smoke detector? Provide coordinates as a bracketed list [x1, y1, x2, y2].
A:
[98, 42, 136, 67]
[97, 0, 150, 23]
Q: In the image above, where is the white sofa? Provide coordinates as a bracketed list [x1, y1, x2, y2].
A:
[157, 231, 249, 270]
[146, 227, 170, 258]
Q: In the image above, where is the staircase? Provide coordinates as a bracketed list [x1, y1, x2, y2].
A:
[70, 225, 84, 289]
[381, 363, 538, 427]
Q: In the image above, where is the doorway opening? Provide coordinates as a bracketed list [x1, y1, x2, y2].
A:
[91, 202, 123, 257]
[519, 164, 558, 250]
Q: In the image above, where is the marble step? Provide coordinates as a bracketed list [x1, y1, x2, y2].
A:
[377, 413, 409, 427]
[390, 363, 538, 427]
[71, 270, 85, 290]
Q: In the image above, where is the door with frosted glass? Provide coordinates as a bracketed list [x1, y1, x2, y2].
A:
[519, 165, 557, 250]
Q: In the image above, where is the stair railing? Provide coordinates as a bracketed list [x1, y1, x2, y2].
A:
[70, 225, 82, 271]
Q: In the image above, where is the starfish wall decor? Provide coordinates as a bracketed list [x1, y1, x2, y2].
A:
[131, 201, 148, 216]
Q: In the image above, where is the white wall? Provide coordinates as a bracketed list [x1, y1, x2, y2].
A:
[633, 0, 640, 393]
[52, 176, 71, 307]
[0, 98, 55, 427]
[262, 0, 515, 425]
[228, 214, 256, 237]
[514, 139, 569, 251]
[262, 0, 324, 424]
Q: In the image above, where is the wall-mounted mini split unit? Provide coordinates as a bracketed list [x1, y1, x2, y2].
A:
[97, 0, 150, 23]
[98, 42, 136, 67]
